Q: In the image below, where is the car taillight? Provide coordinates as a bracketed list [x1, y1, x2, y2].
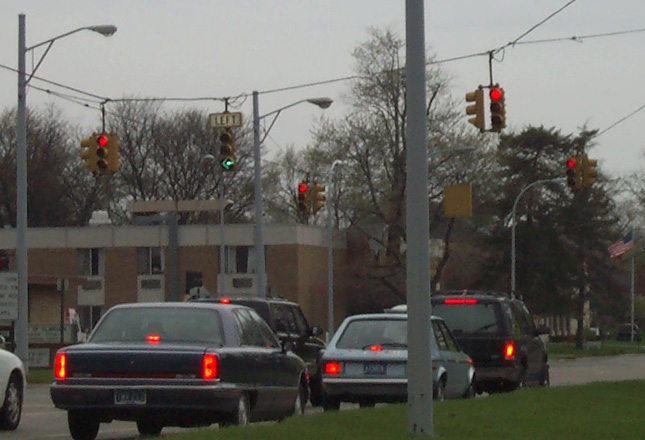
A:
[368, 345, 382, 351]
[146, 334, 161, 344]
[202, 354, 218, 380]
[54, 353, 66, 380]
[219, 297, 230, 304]
[503, 342, 515, 360]
[324, 361, 342, 374]
[443, 298, 478, 304]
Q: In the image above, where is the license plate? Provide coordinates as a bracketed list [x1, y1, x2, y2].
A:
[114, 389, 147, 405]
[363, 363, 387, 375]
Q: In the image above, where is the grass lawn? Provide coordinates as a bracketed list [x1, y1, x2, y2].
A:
[160, 380, 645, 440]
[27, 368, 53, 384]
[548, 339, 645, 359]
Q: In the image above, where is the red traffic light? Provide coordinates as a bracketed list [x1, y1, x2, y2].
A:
[489, 88, 502, 101]
[298, 183, 308, 193]
[566, 158, 576, 168]
[97, 135, 108, 147]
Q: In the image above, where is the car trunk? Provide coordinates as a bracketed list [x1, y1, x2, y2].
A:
[65, 343, 206, 379]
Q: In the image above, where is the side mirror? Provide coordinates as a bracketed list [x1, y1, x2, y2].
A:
[311, 326, 324, 337]
[0, 335, 5, 350]
[282, 341, 295, 354]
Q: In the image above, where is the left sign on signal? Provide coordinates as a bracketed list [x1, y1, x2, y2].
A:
[209, 112, 243, 128]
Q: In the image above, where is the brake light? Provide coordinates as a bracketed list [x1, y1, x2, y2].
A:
[324, 361, 341, 374]
[504, 342, 515, 360]
[146, 334, 161, 344]
[368, 345, 382, 351]
[54, 353, 66, 380]
[443, 298, 478, 304]
[219, 298, 230, 304]
[202, 354, 218, 379]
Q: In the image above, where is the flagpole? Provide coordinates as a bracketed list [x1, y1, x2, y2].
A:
[631, 232, 635, 343]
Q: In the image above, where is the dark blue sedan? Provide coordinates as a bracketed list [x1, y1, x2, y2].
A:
[50, 302, 308, 440]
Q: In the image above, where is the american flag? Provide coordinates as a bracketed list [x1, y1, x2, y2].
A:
[608, 231, 634, 259]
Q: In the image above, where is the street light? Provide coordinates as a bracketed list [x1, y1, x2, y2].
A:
[327, 160, 344, 340]
[15, 14, 117, 364]
[252, 91, 333, 299]
[510, 178, 565, 294]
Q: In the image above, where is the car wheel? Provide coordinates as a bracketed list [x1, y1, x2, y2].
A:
[0, 373, 22, 430]
[223, 392, 250, 427]
[292, 384, 306, 416]
[68, 410, 100, 440]
[463, 383, 476, 399]
[433, 376, 446, 401]
[539, 365, 550, 387]
[322, 395, 340, 412]
[136, 418, 163, 437]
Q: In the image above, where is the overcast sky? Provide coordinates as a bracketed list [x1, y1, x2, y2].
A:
[1, 0, 644, 176]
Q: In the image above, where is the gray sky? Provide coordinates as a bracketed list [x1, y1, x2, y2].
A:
[1, 0, 644, 176]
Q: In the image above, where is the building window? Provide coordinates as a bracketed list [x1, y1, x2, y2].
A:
[78, 305, 102, 334]
[77, 248, 102, 276]
[137, 247, 163, 275]
[225, 246, 254, 274]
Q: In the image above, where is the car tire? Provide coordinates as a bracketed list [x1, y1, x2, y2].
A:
[322, 395, 340, 412]
[68, 410, 100, 440]
[539, 365, 550, 387]
[292, 383, 306, 416]
[136, 418, 163, 437]
[0, 373, 22, 430]
[433, 376, 446, 401]
[463, 383, 476, 399]
[223, 392, 250, 427]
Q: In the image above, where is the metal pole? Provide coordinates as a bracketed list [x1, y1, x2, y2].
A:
[327, 160, 343, 340]
[219, 185, 226, 296]
[631, 233, 635, 343]
[15, 13, 29, 364]
[252, 91, 266, 299]
[405, 0, 432, 435]
[511, 178, 565, 294]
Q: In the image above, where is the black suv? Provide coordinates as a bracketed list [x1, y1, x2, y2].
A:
[191, 296, 326, 403]
[430, 290, 550, 394]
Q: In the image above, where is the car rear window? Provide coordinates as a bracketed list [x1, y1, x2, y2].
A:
[432, 301, 504, 336]
[90, 307, 225, 346]
[336, 318, 408, 349]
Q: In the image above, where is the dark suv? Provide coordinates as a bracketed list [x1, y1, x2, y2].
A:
[430, 290, 549, 394]
[191, 296, 326, 403]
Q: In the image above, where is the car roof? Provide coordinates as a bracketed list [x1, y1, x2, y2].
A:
[433, 289, 516, 302]
[344, 312, 444, 321]
[109, 301, 246, 311]
[193, 296, 299, 306]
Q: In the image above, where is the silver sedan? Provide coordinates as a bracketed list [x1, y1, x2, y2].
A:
[0, 336, 25, 431]
[319, 313, 474, 410]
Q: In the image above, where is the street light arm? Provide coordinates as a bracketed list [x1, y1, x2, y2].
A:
[25, 25, 117, 84]
[258, 97, 333, 143]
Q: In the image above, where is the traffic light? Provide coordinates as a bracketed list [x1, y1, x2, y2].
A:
[465, 88, 485, 131]
[80, 134, 99, 173]
[566, 156, 582, 191]
[95, 133, 109, 173]
[219, 127, 235, 171]
[106, 133, 120, 174]
[582, 155, 598, 188]
[296, 181, 309, 216]
[311, 182, 326, 214]
[489, 86, 506, 132]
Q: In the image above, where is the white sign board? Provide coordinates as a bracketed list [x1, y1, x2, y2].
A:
[0, 272, 18, 320]
[209, 112, 243, 128]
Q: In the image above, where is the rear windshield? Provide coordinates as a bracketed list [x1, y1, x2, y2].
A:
[90, 307, 225, 346]
[336, 318, 408, 349]
[432, 301, 504, 336]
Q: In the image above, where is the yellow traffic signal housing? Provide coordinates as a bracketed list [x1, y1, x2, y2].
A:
[311, 182, 326, 214]
[465, 88, 485, 131]
[106, 133, 120, 174]
[96, 133, 109, 174]
[566, 156, 582, 192]
[489, 86, 506, 132]
[80, 134, 99, 173]
[219, 128, 235, 171]
[582, 155, 597, 189]
[296, 181, 309, 216]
